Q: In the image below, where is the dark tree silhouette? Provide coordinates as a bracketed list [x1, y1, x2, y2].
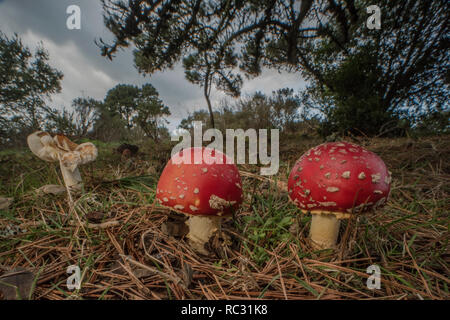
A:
[99, 0, 449, 135]
[0, 32, 63, 143]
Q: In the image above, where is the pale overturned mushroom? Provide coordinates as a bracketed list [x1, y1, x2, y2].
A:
[288, 142, 391, 249]
[156, 147, 243, 255]
[27, 131, 98, 192]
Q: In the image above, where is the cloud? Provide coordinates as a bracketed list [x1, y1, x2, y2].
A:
[19, 30, 117, 110]
[0, 0, 306, 132]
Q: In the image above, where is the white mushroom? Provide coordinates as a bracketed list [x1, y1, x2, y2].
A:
[27, 131, 98, 191]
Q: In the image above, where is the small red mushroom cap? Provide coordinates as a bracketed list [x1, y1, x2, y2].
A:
[156, 147, 243, 216]
[288, 142, 391, 216]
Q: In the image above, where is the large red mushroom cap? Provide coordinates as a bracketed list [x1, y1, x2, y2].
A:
[288, 142, 391, 218]
[156, 147, 243, 216]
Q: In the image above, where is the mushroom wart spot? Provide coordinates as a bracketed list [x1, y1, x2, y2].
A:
[324, 172, 331, 179]
[319, 165, 324, 170]
[326, 187, 340, 193]
[331, 157, 336, 160]
[179, 194, 185, 199]
[336, 143, 345, 147]
[340, 160, 347, 164]
[193, 188, 199, 194]
[189, 205, 198, 211]
[371, 173, 381, 183]
[297, 166, 303, 172]
[338, 149, 348, 154]
[342, 171, 351, 179]
[358, 172, 366, 180]
[304, 189, 311, 195]
[209, 195, 236, 210]
[162, 197, 169, 202]
[201, 167, 208, 173]
[235, 183, 242, 189]
[385, 176, 391, 184]
[319, 201, 337, 207]
[374, 190, 383, 194]
[307, 204, 317, 208]
[349, 148, 358, 152]
[314, 157, 320, 162]
[174, 205, 185, 210]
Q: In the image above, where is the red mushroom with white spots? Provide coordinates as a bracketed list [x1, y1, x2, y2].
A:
[156, 147, 243, 254]
[288, 142, 391, 249]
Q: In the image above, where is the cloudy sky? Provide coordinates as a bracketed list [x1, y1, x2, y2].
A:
[0, 0, 306, 132]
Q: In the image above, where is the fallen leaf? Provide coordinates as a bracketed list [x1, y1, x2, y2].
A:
[161, 214, 188, 237]
[86, 211, 106, 223]
[0, 197, 13, 210]
[0, 268, 35, 300]
[161, 220, 189, 237]
[36, 184, 66, 195]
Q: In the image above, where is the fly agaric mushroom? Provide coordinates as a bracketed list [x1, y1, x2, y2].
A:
[156, 147, 242, 254]
[288, 141, 391, 249]
[27, 131, 97, 192]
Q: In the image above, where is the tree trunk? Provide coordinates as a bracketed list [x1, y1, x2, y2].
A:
[204, 71, 215, 129]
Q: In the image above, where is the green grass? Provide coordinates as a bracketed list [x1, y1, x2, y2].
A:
[0, 136, 449, 300]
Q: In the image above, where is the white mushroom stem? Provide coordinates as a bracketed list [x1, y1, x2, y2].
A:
[59, 164, 83, 191]
[309, 214, 341, 249]
[185, 215, 222, 255]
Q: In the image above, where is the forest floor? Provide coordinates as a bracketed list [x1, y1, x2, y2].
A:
[0, 134, 449, 300]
